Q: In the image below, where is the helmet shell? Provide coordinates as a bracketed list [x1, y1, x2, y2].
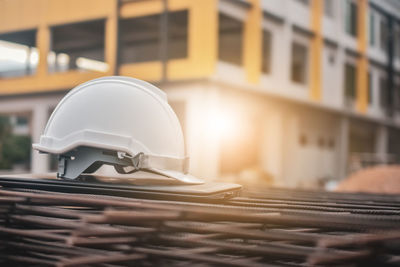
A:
[33, 76, 185, 159]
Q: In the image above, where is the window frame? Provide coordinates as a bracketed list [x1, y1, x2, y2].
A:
[49, 19, 106, 73]
[344, 61, 357, 101]
[379, 15, 388, 53]
[395, 24, 400, 59]
[379, 72, 388, 109]
[119, 10, 189, 65]
[394, 75, 400, 111]
[217, 11, 245, 66]
[118, 0, 202, 82]
[324, 0, 335, 18]
[0, 29, 38, 78]
[345, 0, 358, 37]
[367, 71, 373, 105]
[261, 28, 273, 75]
[290, 33, 310, 86]
[369, 10, 375, 47]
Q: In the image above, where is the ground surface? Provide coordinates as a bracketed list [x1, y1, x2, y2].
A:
[338, 165, 400, 194]
[0, 177, 400, 266]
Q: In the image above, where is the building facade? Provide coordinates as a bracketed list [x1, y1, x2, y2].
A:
[0, 0, 399, 188]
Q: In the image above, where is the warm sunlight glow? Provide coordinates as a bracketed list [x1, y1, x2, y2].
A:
[0, 41, 28, 64]
[205, 109, 236, 139]
[29, 48, 39, 66]
[76, 57, 109, 72]
[0, 41, 39, 71]
[57, 53, 69, 66]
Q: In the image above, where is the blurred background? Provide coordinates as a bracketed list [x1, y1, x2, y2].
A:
[0, 0, 399, 191]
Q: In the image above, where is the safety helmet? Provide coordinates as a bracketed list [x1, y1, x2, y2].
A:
[33, 76, 203, 184]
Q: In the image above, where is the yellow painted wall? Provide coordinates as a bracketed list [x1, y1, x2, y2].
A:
[0, 0, 41, 33]
[356, 0, 368, 113]
[0, 71, 106, 94]
[309, 0, 323, 101]
[105, 0, 119, 75]
[243, 0, 262, 84]
[119, 62, 163, 82]
[168, 0, 217, 80]
[0, 0, 114, 33]
[0, 0, 376, 110]
[0, 0, 218, 95]
[0, 0, 118, 95]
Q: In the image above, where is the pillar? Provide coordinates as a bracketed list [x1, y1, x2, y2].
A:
[309, 0, 323, 101]
[105, 0, 119, 75]
[260, 111, 283, 184]
[375, 125, 388, 160]
[338, 117, 349, 179]
[356, 0, 368, 112]
[31, 105, 49, 173]
[243, 0, 262, 83]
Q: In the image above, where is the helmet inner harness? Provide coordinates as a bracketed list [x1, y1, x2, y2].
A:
[56, 146, 189, 180]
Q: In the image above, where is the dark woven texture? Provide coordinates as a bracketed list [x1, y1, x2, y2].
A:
[1, 180, 400, 266]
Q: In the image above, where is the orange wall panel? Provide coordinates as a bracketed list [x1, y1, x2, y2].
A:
[356, 0, 368, 113]
[0, 0, 41, 33]
[0, 0, 115, 34]
[309, 0, 323, 101]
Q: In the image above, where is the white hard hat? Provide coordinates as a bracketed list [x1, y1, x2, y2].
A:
[33, 76, 203, 185]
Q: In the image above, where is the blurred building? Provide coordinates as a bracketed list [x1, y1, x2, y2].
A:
[0, 0, 400, 188]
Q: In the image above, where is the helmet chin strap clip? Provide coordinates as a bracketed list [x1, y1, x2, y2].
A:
[117, 152, 144, 171]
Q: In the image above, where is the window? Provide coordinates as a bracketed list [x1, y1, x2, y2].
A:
[324, 0, 335, 18]
[295, 0, 309, 5]
[345, 0, 358, 37]
[0, 116, 31, 171]
[299, 133, 308, 146]
[50, 20, 106, 73]
[329, 53, 335, 64]
[120, 14, 160, 64]
[261, 30, 272, 74]
[395, 26, 400, 58]
[318, 136, 325, 148]
[167, 11, 188, 60]
[380, 76, 388, 108]
[344, 63, 357, 99]
[368, 72, 373, 104]
[291, 42, 308, 84]
[328, 138, 335, 149]
[380, 17, 388, 52]
[394, 81, 400, 110]
[0, 29, 38, 78]
[218, 13, 243, 66]
[119, 10, 188, 64]
[16, 116, 28, 126]
[326, 45, 336, 65]
[369, 12, 375, 46]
